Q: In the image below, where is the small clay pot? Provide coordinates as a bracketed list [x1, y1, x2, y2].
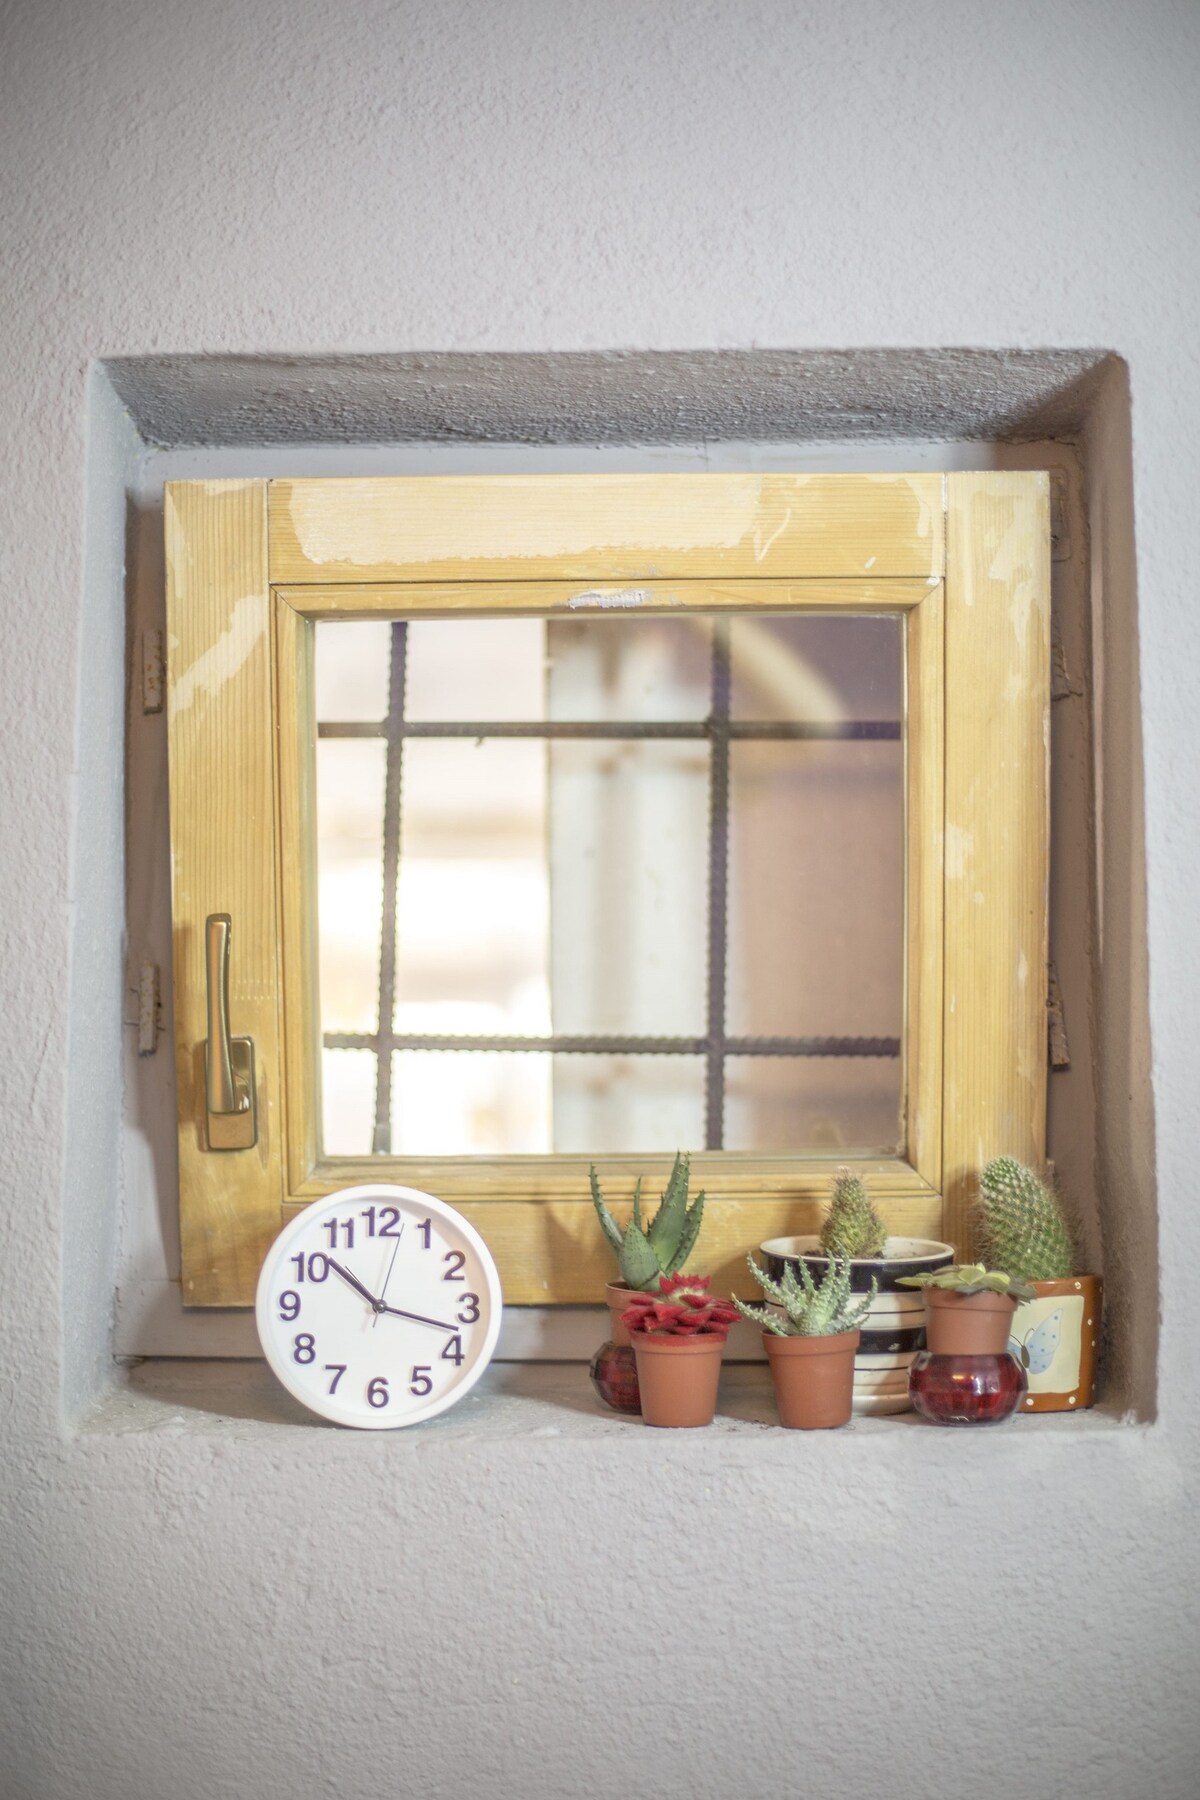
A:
[630, 1333, 726, 1427]
[605, 1281, 638, 1349]
[923, 1288, 1019, 1356]
[764, 1329, 859, 1429]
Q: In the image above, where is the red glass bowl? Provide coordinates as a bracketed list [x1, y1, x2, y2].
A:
[909, 1350, 1026, 1425]
[589, 1340, 642, 1414]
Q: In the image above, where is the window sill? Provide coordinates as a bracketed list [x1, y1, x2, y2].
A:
[86, 1359, 1133, 1445]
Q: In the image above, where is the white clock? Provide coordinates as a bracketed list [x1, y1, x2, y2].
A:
[255, 1184, 503, 1428]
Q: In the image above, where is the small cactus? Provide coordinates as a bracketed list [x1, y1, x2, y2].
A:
[733, 1253, 878, 1338]
[897, 1262, 1037, 1302]
[590, 1153, 705, 1292]
[819, 1167, 888, 1260]
[977, 1156, 1075, 1281]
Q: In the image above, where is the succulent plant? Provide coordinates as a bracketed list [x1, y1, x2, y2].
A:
[591, 1153, 704, 1292]
[733, 1252, 878, 1338]
[819, 1167, 888, 1260]
[621, 1274, 740, 1339]
[977, 1156, 1075, 1281]
[897, 1263, 1037, 1302]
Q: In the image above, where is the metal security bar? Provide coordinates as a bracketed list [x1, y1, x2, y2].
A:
[319, 618, 902, 1155]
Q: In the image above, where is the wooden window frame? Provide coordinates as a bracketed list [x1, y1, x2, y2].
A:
[165, 471, 1049, 1307]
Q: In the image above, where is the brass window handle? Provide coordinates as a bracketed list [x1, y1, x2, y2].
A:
[204, 913, 257, 1150]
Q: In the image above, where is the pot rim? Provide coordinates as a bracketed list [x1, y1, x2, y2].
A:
[759, 1234, 955, 1266]
[762, 1328, 860, 1354]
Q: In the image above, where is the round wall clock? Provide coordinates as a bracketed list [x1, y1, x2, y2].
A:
[255, 1184, 503, 1428]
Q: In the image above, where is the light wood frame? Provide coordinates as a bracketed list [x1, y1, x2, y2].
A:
[165, 472, 1049, 1306]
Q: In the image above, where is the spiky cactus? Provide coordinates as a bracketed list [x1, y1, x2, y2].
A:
[819, 1167, 887, 1260]
[977, 1157, 1075, 1281]
[590, 1153, 705, 1292]
[897, 1263, 1037, 1301]
[733, 1253, 878, 1338]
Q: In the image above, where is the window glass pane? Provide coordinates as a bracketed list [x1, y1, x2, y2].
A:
[312, 609, 905, 1158]
[392, 1050, 551, 1156]
[395, 740, 550, 1034]
[322, 1047, 378, 1157]
[724, 1055, 902, 1155]
[316, 738, 385, 1033]
[547, 616, 712, 721]
[548, 739, 708, 1037]
[726, 739, 904, 1040]
[405, 617, 545, 721]
[314, 620, 391, 722]
[730, 613, 902, 723]
[552, 1055, 706, 1154]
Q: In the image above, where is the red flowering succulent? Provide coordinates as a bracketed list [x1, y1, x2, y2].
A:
[621, 1274, 740, 1340]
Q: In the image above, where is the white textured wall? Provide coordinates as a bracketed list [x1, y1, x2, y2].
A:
[1, 3, 1198, 1797]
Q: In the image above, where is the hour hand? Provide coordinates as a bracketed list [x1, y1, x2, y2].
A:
[382, 1303, 458, 1333]
[327, 1258, 383, 1311]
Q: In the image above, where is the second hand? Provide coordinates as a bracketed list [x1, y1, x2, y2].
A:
[373, 1227, 404, 1330]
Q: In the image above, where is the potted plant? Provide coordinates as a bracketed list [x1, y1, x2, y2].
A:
[975, 1157, 1103, 1412]
[759, 1169, 953, 1414]
[621, 1276, 740, 1427]
[896, 1263, 1038, 1352]
[732, 1253, 878, 1429]
[896, 1263, 1037, 1425]
[589, 1154, 705, 1413]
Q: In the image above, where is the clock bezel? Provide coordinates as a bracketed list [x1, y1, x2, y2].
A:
[255, 1182, 504, 1429]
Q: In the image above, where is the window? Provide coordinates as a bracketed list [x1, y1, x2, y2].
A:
[165, 472, 1049, 1306]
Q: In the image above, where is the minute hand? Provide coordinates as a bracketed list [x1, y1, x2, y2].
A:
[382, 1303, 458, 1333]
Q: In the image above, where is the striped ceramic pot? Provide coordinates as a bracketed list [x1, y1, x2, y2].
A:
[760, 1235, 955, 1415]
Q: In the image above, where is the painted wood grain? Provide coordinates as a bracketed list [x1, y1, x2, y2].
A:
[268, 473, 945, 585]
[165, 480, 283, 1306]
[942, 472, 1050, 1254]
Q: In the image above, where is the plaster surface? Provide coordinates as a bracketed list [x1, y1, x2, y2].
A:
[1, 3, 1198, 1797]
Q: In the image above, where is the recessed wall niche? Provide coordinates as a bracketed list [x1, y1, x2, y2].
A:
[76, 348, 1153, 1418]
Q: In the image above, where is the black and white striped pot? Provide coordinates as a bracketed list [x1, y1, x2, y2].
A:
[759, 1236, 955, 1415]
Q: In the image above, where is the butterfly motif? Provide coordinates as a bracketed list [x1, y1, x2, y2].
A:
[1010, 1309, 1063, 1376]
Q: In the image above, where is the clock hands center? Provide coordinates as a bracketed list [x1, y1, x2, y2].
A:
[326, 1256, 387, 1314]
[326, 1255, 457, 1334]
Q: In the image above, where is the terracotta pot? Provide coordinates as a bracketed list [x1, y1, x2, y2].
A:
[923, 1288, 1019, 1355]
[605, 1281, 638, 1349]
[760, 1235, 954, 1414]
[764, 1329, 859, 1429]
[630, 1333, 726, 1427]
[1009, 1275, 1102, 1413]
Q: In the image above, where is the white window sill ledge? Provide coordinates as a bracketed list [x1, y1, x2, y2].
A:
[85, 1359, 1133, 1446]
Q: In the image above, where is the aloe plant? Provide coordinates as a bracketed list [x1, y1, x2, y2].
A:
[590, 1153, 705, 1292]
[733, 1252, 878, 1338]
[897, 1263, 1037, 1302]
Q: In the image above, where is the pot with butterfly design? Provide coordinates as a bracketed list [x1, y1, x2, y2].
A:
[1007, 1276, 1102, 1414]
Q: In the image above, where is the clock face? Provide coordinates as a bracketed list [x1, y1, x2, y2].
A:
[255, 1184, 503, 1429]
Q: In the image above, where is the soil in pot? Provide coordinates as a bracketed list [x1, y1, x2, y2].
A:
[764, 1329, 859, 1429]
[631, 1334, 725, 1427]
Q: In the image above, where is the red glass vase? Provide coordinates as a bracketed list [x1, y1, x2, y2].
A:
[589, 1340, 642, 1413]
[909, 1350, 1026, 1425]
